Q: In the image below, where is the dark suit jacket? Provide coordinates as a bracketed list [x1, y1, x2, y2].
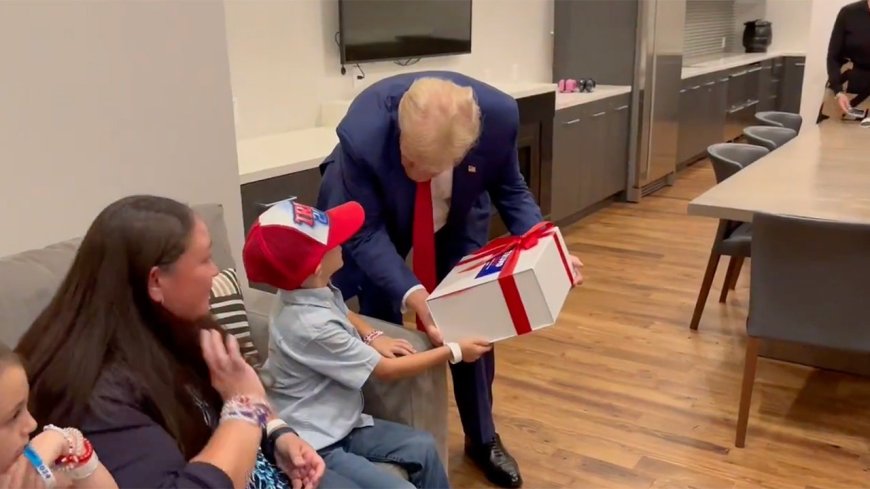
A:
[317, 71, 542, 305]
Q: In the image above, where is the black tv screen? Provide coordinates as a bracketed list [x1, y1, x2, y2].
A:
[339, 0, 472, 64]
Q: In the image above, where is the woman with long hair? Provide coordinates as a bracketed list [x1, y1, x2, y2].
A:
[0, 341, 117, 488]
[15, 195, 325, 489]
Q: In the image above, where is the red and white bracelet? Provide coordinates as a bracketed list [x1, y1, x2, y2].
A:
[43, 425, 99, 480]
[363, 330, 384, 345]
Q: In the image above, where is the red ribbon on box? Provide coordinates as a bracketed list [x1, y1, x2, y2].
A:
[456, 221, 573, 336]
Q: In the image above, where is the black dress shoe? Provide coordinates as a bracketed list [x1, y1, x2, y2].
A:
[465, 434, 523, 488]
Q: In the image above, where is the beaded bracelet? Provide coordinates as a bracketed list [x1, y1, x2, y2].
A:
[43, 425, 99, 481]
[220, 395, 272, 429]
[363, 330, 384, 345]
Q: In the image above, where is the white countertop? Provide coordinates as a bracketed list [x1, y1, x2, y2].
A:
[555, 85, 632, 110]
[681, 51, 806, 79]
[237, 127, 337, 184]
[240, 82, 635, 183]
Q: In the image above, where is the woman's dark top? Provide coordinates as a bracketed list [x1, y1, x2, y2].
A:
[828, 1, 870, 95]
[81, 368, 233, 488]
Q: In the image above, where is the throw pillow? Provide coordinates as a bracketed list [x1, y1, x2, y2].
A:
[210, 268, 261, 368]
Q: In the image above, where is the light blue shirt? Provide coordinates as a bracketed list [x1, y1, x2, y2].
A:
[264, 285, 381, 450]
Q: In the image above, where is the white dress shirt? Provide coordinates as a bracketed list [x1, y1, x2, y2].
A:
[402, 169, 453, 310]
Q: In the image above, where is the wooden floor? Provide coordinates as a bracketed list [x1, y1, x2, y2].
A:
[446, 162, 870, 488]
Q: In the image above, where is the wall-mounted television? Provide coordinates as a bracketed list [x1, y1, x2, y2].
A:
[338, 0, 472, 64]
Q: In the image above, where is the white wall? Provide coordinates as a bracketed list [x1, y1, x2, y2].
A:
[800, 0, 853, 123]
[765, 0, 812, 53]
[0, 2, 245, 264]
[225, 0, 554, 140]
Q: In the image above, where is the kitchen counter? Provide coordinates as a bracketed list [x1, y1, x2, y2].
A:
[681, 51, 806, 79]
[555, 85, 632, 110]
[239, 82, 634, 183]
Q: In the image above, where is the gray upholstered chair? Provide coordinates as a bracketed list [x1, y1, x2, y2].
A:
[755, 111, 803, 132]
[690, 144, 770, 330]
[735, 213, 870, 447]
[742, 126, 797, 151]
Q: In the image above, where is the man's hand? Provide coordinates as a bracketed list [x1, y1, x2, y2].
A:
[837, 92, 852, 114]
[370, 335, 417, 358]
[569, 255, 584, 286]
[275, 432, 325, 489]
[406, 288, 444, 346]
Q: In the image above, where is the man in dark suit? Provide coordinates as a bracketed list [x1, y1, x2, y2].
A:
[317, 71, 583, 488]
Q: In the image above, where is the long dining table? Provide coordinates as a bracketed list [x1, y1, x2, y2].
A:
[688, 118, 870, 374]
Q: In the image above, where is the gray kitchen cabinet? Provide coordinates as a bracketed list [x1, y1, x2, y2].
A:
[779, 56, 805, 113]
[604, 96, 630, 197]
[551, 105, 586, 221]
[757, 59, 775, 111]
[240, 167, 322, 233]
[582, 102, 609, 208]
[551, 96, 632, 222]
[553, 0, 639, 85]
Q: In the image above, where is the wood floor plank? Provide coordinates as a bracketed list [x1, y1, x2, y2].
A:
[445, 162, 870, 488]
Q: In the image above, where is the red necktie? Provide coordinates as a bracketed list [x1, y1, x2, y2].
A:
[413, 180, 437, 331]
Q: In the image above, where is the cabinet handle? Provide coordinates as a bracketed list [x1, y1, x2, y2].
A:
[747, 67, 762, 73]
[614, 105, 629, 111]
[795, 62, 806, 67]
[703, 81, 716, 87]
[256, 197, 297, 209]
[562, 118, 581, 125]
[727, 104, 745, 114]
[762, 66, 772, 71]
[679, 89, 687, 93]
[745, 100, 759, 107]
[731, 70, 747, 77]
[690, 85, 701, 90]
[592, 111, 606, 118]
[719, 78, 730, 83]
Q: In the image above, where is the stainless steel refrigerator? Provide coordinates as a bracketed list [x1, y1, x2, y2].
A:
[626, 0, 687, 201]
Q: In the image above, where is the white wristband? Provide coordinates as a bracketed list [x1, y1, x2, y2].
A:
[446, 342, 462, 364]
[266, 419, 288, 437]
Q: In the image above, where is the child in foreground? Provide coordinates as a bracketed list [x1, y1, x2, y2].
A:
[243, 200, 492, 489]
[0, 342, 117, 489]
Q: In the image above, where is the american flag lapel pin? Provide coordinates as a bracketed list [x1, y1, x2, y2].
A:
[468, 165, 477, 173]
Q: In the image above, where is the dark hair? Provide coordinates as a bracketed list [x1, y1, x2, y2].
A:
[15, 195, 222, 458]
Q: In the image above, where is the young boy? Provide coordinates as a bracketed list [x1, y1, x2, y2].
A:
[242, 200, 491, 489]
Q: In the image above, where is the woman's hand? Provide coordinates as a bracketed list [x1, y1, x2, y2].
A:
[274, 433, 325, 489]
[370, 335, 417, 358]
[200, 329, 265, 401]
[0, 455, 52, 489]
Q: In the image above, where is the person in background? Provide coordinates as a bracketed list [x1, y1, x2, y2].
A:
[243, 200, 492, 489]
[14, 195, 325, 489]
[0, 342, 117, 488]
[317, 72, 584, 488]
[828, 0, 870, 113]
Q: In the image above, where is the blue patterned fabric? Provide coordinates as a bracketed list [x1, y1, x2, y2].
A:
[194, 394, 290, 489]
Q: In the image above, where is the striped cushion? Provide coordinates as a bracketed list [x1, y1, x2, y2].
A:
[210, 268, 261, 367]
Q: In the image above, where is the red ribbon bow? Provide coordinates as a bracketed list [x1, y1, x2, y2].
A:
[456, 221, 572, 336]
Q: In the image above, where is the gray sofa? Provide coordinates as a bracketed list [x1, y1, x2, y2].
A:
[0, 203, 448, 475]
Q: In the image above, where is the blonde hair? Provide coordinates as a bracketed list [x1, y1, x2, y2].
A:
[398, 78, 482, 173]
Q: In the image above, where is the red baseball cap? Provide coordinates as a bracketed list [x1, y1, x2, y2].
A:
[243, 200, 365, 290]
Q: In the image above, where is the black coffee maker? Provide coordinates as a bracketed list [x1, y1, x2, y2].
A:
[743, 20, 772, 53]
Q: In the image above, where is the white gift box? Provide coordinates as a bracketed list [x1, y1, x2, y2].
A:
[426, 223, 574, 344]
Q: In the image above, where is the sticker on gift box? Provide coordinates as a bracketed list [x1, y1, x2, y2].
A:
[476, 250, 514, 279]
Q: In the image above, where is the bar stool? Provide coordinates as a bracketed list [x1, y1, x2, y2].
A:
[690, 143, 770, 331]
[755, 111, 803, 132]
[743, 126, 797, 151]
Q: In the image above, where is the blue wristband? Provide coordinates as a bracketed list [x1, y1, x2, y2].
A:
[23, 444, 57, 488]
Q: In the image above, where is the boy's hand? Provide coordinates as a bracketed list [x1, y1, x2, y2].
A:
[371, 335, 417, 358]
